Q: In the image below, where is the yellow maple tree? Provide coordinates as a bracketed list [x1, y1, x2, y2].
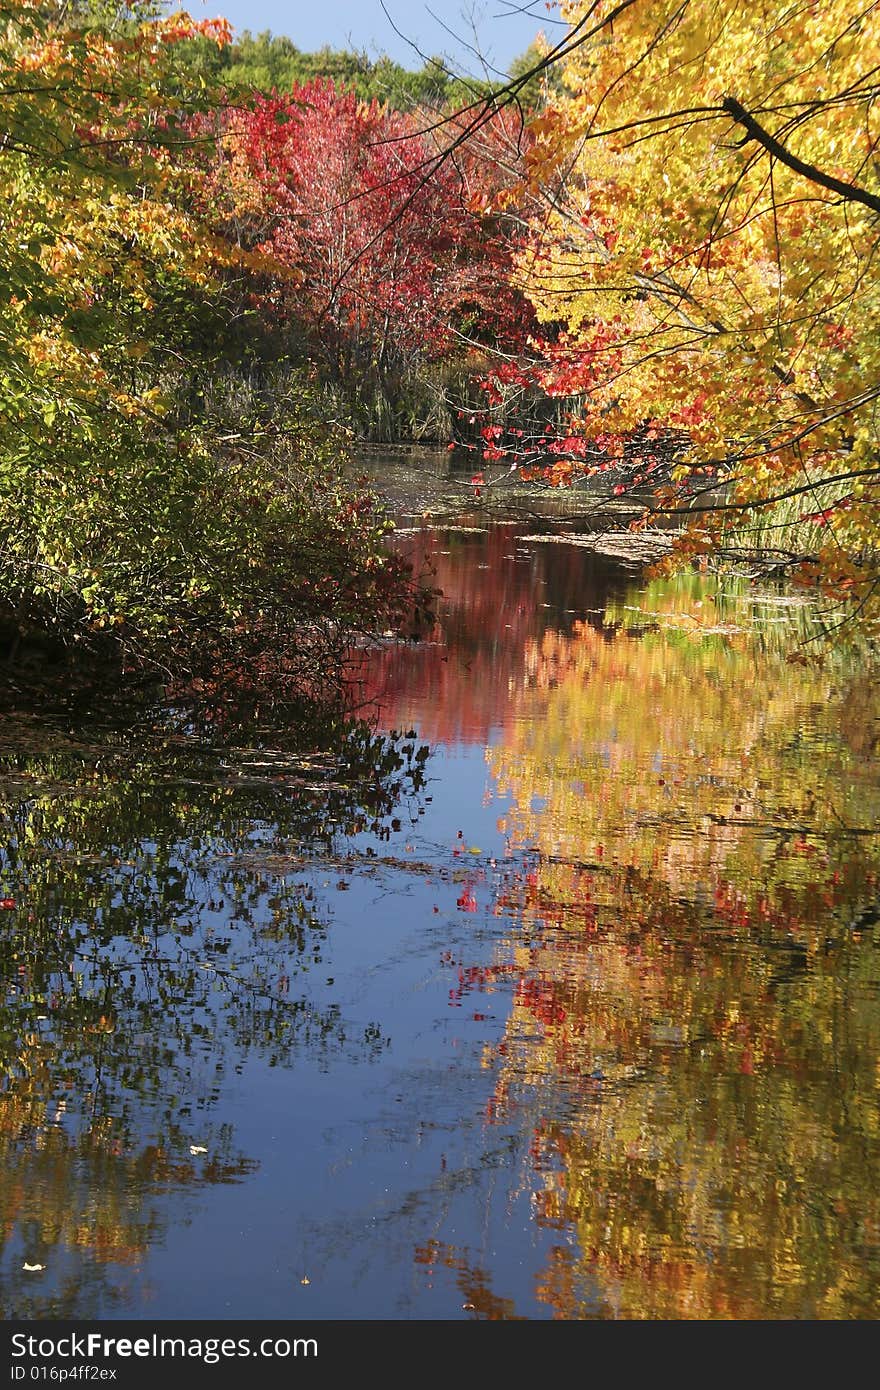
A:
[506, 0, 880, 613]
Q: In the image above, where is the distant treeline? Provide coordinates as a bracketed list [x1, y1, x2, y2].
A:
[183, 28, 550, 109]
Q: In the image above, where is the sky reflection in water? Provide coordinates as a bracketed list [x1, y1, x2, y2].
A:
[1, 468, 878, 1319]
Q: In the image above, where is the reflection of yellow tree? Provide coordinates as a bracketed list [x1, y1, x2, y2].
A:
[493, 575, 880, 927]
[481, 576, 880, 1317]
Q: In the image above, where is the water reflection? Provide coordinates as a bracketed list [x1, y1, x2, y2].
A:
[0, 722, 427, 1317]
[354, 524, 635, 742]
[0, 496, 878, 1319]
[360, 523, 880, 1318]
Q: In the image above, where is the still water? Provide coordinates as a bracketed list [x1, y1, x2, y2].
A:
[1, 452, 878, 1319]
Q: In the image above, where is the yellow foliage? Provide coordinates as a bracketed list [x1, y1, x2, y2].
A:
[517, 0, 880, 609]
[0, 4, 243, 444]
[479, 572, 880, 1315]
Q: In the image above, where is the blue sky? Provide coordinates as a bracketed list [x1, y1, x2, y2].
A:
[183, 1, 565, 75]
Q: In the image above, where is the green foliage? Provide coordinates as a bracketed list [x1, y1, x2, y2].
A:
[0, 3, 412, 701]
[506, 39, 559, 110]
[1, 371, 406, 696]
[184, 28, 494, 110]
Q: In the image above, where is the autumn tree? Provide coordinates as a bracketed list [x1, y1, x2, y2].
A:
[202, 80, 535, 437]
[0, 3, 411, 704]
[468, 0, 880, 617]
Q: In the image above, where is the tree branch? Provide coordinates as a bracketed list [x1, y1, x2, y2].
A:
[722, 95, 880, 214]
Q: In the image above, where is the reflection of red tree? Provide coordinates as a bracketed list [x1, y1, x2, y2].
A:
[350, 527, 627, 742]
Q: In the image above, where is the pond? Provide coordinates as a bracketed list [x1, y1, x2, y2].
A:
[1, 449, 878, 1320]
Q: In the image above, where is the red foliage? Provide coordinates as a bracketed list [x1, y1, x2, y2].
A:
[203, 83, 534, 394]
